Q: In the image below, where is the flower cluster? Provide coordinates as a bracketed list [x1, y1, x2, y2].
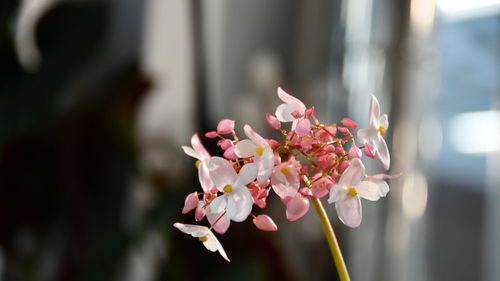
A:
[174, 88, 399, 261]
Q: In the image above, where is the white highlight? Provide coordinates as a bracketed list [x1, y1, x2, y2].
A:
[437, 0, 500, 21]
[449, 110, 500, 154]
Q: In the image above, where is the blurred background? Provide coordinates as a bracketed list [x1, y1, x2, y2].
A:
[0, 0, 499, 280]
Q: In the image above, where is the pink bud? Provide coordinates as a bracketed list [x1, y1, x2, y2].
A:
[253, 214, 278, 231]
[300, 139, 312, 150]
[337, 127, 349, 135]
[305, 106, 315, 117]
[341, 117, 357, 128]
[267, 139, 280, 149]
[182, 192, 199, 214]
[205, 131, 217, 138]
[348, 145, 362, 159]
[363, 142, 376, 158]
[299, 188, 313, 196]
[266, 113, 281, 130]
[219, 139, 234, 150]
[223, 146, 239, 160]
[291, 110, 304, 119]
[310, 178, 331, 198]
[195, 207, 204, 221]
[339, 159, 350, 173]
[295, 119, 311, 136]
[285, 194, 310, 221]
[255, 198, 266, 209]
[217, 119, 235, 135]
[257, 189, 269, 200]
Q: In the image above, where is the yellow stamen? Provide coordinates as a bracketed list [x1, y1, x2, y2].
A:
[223, 184, 233, 193]
[255, 146, 265, 156]
[199, 236, 208, 242]
[280, 167, 290, 175]
[378, 126, 386, 135]
[195, 160, 202, 168]
[347, 187, 358, 197]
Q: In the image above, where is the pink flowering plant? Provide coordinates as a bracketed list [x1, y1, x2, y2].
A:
[174, 87, 399, 280]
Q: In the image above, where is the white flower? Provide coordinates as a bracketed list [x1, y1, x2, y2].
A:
[234, 125, 274, 184]
[327, 159, 389, 228]
[173, 223, 230, 262]
[182, 134, 214, 192]
[357, 95, 391, 170]
[275, 87, 306, 130]
[208, 157, 256, 222]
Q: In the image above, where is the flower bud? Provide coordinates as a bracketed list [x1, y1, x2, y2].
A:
[348, 145, 362, 159]
[217, 119, 235, 135]
[341, 117, 357, 128]
[305, 106, 315, 117]
[182, 192, 199, 214]
[205, 131, 217, 138]
[285, 194, 310, 221]
[295, 119, 311, 135]
[253, 214, 278, 231]
[266, 113, 281, 130]
[219, 139, 234, 150]
[363, 142, 376, 158]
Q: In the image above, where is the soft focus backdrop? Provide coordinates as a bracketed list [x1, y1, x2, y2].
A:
[0, 0, 499, 280]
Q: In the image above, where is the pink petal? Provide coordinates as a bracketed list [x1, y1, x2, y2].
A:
[219, 139, 234, 150]
[182, 192, 199, 214]
[338, 127, 350, 135]
[226, 188, 254, 222]
[310, 178, 331, 198]
[338, 158, 365, 187]
[191, 133, 210, 162]
[255, 198, 266, 208]
[365, 172, 402, 181]
[299, 187, 313, 196]
[363, 142, 376, 158]
[217, 119, 235, 135]
[335, 195, 362, 228]
[205, 131, 218, 138]
[369, 95, 381, 128]
[276, 103, 299, 122]
[223, 146, 239, 160]
[198, 163, 214, 192]
[266, 113, 281, 129]
[373, 135, 390, 170]
[234, 163, 257, 187]
[207, 211, 230, 234]
[305, 106, 315, 117]
[341, 117, 357, 128]
[286, 193, 310, 221]
[291, 110, 304, 119]
[208, 157, 238, 190]
[243, 124, 268, 146]
[339, 159, 350, 173]
[277, 87, 306, 112]
[253, 214, 278, 231]
[348, 145, 362, 159]
[295, 119, 311, 136]
[195, 207, 205, 221]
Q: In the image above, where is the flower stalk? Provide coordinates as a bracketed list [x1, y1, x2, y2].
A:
[311, 197, 351, 281]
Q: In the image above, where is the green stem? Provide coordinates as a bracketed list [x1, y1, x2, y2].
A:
[311, 197, 351, 281]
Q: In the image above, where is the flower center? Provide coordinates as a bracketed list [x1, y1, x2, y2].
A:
[195, 160, 201, 168]
[223, 184, 233, 193]
[255, 146, 264, 156]
[280, 167, 290, 175]
[199, 236, 208, 242]
[347, 187, 358, 197]
[378, 126, 386, 135]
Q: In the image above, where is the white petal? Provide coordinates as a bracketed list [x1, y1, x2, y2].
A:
[373, 135, 390, 170]
[328, 184, 342, 204]
[208, 157, 238, 189]
[207, 232, 231, 262]
[243, 125, 267, 146]
[190, 133, 211, 162]
[376, 181, 390, 197]
[234, 163, 257, 187]
[335, 195, 362, 228]
[256, 148, 274, 184]
[378, 114, 389, 129]
[198, 163, 214, 192]
[181, 146, 201, 160]
[209, 195, 227, 214]
[275, 103, 299, 122]
[356, 181, 381, 201]
[234, 139, 256, 158]
[226, 188, 253, 222]
[357, 128, 377, 144]
[338, 158, 365, 187]
[277, 87, 306, 112]
[369, 95, 381, 128]
[173, 223, 209, 237]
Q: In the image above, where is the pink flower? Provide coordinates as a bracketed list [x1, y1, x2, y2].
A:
[173, 223, 230, 262]
[327, 159, 389, 228]
[348, 145, 362, 159]
[265, 113, 281, 130]
[270, 161, 300, 199]
[253, 214, 278, 231]
[208, 157, 256, 222]
[234, 125, 274, 184]
[182, 134, 214, 192]
[275, 87, 306, 129]
[357, 95, 390, 170]
[217, 119, 235, 135]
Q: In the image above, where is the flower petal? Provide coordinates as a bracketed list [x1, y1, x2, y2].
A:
[207, 231, 231, 262]
[369, 95, 381, 128]
[234, 139, 256, 158]
[190, 133, 210, 162]
[356, 181, 381, 201]
[198, 163, 214, 192]
[379, 114, 389, 129]
[234, 163, 257, 187]
[209, 195, 227, 214]
[335, 195, 362, 228]
[173, 223, 209, 238]
[373, 135, 390, 170]
[253, 214, 278, 231]
[243, 124, 267, 146]
[208, 157, 238, 189]
[207, 211, 230, 234]
[328, 184, 342, 204]
[295, 119, 311, 135]
[256, 148, 274, 184]
[226, 188, 253, 222]
[277, 87, 306, 113]
[357, 128, 376, 144]
[338, 158, 365, 187]
[217, 119, 235, 135]
[285, 193, 310, 221]
[276, 103, 300, 122]
[181, 146, 201, 160]
[182, 192, 199, 214]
